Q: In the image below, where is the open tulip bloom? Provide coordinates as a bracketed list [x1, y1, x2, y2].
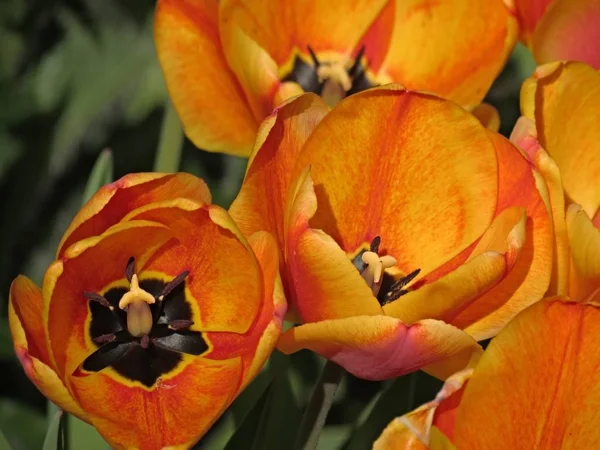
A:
[155, 0, 517, 156]
[510, 60, 600, 301]
[9, 173, 286, 449]
[374, 297, 600, 449]
[229, 84, 553, 381]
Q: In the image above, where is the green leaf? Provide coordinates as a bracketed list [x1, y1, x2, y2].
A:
[68, 417, 108, 450]
[31, 5, 166, 175]
[222, 381, 273, 450]
[230, 369, 271, 426]
[82, 149, 114, 204]
[294, 360, 345, 450]
[0, 428, 12, 450]
[317, 425, 352, 450]
[344, 372, 417, 450]
[0, 399, 46, 449]
[260, 353, 303, 450]
[153, 101, 183, 173]
[0, 129, 22, 180]
[42, 410, 63, 450]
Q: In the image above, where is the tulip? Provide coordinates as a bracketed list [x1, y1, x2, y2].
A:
[374, 297, 600, 449]
[9, 173, 285, 449]
[511, 60, 600, 300]
[512, 0, 600, 68]
[154, 0, 517, 156]
[229, 85, 552, 381]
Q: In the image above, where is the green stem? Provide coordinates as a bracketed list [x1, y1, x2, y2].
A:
[153, 100, 184, 173]
[293, 360, 345, 450]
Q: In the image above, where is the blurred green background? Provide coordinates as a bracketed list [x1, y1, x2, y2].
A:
[0, 1, 536, 448]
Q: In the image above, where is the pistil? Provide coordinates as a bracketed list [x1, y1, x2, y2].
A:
[354, 236, 421, 305]
[119, 272, 156, 338]
[361, 251, 397, 297]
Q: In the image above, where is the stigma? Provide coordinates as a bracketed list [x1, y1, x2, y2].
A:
[360, 251, 397, 297]
[119, 273, 155, 337]
[353, 236, 421, 306]
[317, 60, 353, 107]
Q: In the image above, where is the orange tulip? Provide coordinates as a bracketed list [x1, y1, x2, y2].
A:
[154, 0, 517, 156]
[374, 297, 600, 449]
[9, 173, 285, 450]
[511, 60, 600, 301]
[229, 85, 552, 381]
[511, 0, 600, 68]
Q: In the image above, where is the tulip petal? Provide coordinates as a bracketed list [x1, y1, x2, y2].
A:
[206, 231, 285, 390]
[218, 18, 280, 121]
[277, 315, 482, 381]
[70, 355, 243, 449]
[383, 248, 509, 326]
[9, 276, 87, 420]
[511, 116, 569, 296]
[429, 426, 457, 450]
[374, 369, 472, 450]
[454, 298, 600, 448]
[45, 220, 175, 379]
[524, 61, 600, 217]
[229, 93, 329, 247]
[452, 132, 552, 339]
[533, 0, 600, 69]
[58, 172, 211, 257]
[374, 416, 429, 450]
[566, 204, 600, 281]
[293, 86, 498, 281]
[512, 0, 554, 45]
[471, 103, 500, 132]
[363, 0, 517, 107]
[122, 201, 264, 334]
[285, 169, 382, 322]
[219, 0, 387, 66]
[155, 0, 258, 155]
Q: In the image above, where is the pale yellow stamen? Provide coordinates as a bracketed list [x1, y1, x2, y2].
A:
[316, 63, 352, 91]
[361, 251, 397, 297]
[119, 274, 155, 337]
[316, 61, 352, 107]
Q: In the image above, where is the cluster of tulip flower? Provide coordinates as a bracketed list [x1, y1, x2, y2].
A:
[8, 0, 600, 448]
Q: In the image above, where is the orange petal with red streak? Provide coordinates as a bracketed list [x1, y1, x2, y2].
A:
[454, 298, 600, 448]
[451, 132, 552, 339]
[532, 0, 600, 69]
[277, 315, 482, 381]
[70, 355, 243, 449]
[511, 116, 569, 296]
[205, 230, 286, 390]
[58, 172, 211, 257]
[126, 203, 264, 334]
[363, 0, 517, 107]
[229, 93, 329, 247]
[512, 0, 554, 45]
[382, 250, 509, 326]
[219, 0, 387, 66]
[155, 0, 258, 155]
[9, 276, 87, 420]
